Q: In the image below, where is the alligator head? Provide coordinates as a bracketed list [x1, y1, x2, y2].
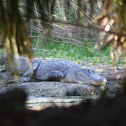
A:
[65, 68, 107, 85]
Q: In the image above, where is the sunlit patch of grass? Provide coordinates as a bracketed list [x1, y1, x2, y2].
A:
[0, 37, 124, 66]
[32, 37, 118, 65]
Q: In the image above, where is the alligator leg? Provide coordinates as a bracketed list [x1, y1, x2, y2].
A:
[37, 71, 64, 81]
[21, 63, 39, 83]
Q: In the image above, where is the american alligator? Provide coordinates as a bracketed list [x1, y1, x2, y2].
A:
[4, 56, 107, 85]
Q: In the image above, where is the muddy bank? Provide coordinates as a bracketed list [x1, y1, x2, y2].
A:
[0, 61, 123, 110]
[0, 60, 124, 97]
[1, 78, 121, 97]
[1, 81, 105, 97]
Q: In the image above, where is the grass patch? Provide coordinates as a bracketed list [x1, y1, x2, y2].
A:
[0, 37, 124, 66]
[32, 37, 115, 65]
[0, 48, 5, 58]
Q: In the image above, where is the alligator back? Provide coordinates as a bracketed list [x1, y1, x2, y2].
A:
[35, 59, 80, 77]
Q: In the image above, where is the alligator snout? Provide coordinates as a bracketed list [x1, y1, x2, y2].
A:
[101, 78, 107, 84]
[93, 77, 107, 85]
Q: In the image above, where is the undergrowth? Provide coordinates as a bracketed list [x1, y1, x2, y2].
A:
[32, 37, 124, 66]
[0, 37, 124, 66]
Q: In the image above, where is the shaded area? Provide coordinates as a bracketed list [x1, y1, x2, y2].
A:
[1, 80, 126, 126]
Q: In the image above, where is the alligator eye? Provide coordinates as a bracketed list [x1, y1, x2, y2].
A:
[87, 70, 90, 72]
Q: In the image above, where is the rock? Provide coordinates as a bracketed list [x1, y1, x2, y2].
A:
[1, 82, 105, 97]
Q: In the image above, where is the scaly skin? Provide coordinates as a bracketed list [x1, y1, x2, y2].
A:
[2, 56, 107, 85]
[19, 57, 107, 85]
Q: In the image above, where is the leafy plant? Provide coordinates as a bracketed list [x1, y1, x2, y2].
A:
[32, 38, 115, 65]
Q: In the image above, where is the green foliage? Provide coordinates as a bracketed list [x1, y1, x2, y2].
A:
[33, 37, 112, 64]
[0, 37, 124, 66]
[33, 38, 126, 66]
[0, 0, 126, 65]
[0, 48, 5, 57]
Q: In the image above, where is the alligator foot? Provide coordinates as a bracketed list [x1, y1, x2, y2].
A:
[21, 77, 32, 83]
